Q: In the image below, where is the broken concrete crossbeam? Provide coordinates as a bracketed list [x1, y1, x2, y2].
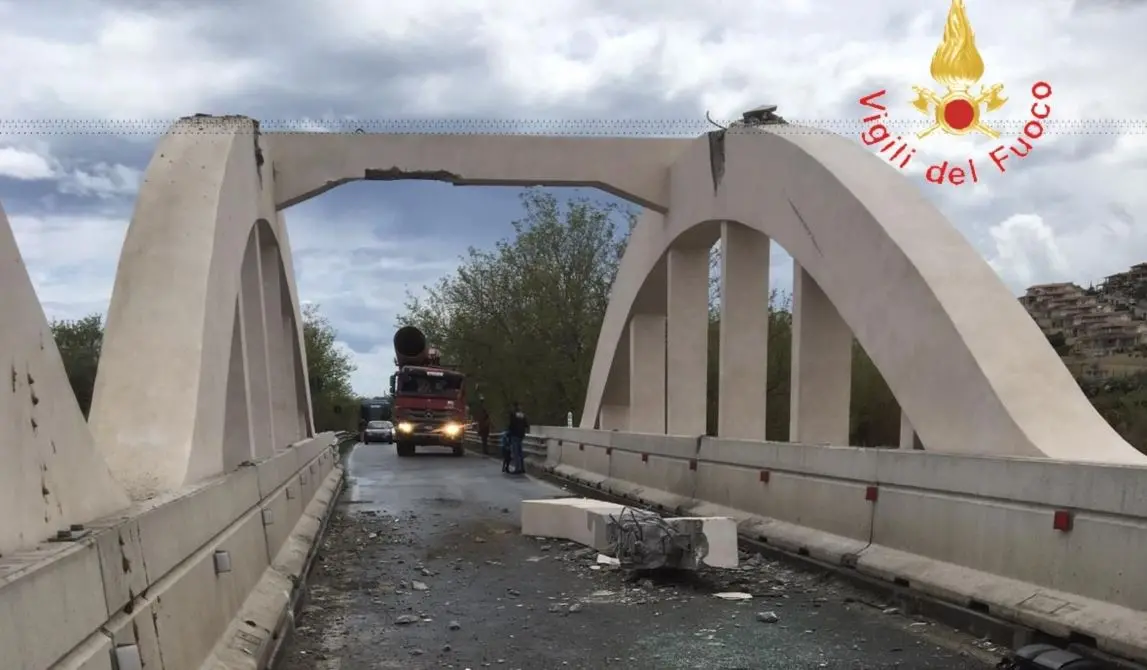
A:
[521, 498, 738, 569]
[608, 509, 709, 570]
[521, 498, 625, 552]
[665, 517, 738, 568]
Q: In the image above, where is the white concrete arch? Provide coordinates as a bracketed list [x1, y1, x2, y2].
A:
[582, 127, 1144, 464]
[89, 117, 313, 499]
[0, 200, 130, 555]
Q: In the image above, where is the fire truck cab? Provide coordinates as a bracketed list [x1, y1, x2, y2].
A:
[389, 326, 468, 457]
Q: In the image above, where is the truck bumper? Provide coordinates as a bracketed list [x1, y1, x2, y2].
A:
[396, 432, 462, 446]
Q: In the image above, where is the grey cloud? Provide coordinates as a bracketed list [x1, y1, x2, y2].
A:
[1014, 133, 1121, 170]
[881, 8, 941, 40]
[1072, 0, 1147, 12]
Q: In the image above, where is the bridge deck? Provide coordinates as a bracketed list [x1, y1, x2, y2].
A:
[279, 443, 1002, 669]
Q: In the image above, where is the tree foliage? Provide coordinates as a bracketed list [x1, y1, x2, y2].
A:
[1081, 373, 1147, 452]
[302, 303, 359, 433]
[50, 314, 105, 418]
[398, 189, 635, 427]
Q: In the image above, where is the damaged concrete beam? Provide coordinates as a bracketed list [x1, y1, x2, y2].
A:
[520, 498, 738, 570]
[665, 516, 738, 568]
[363, 167, 463, 182]
[522, 498, 623, 552]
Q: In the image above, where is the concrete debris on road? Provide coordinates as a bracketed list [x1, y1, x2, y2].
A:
[280, 446, 1005, 669]
[521, 497, 738, 571]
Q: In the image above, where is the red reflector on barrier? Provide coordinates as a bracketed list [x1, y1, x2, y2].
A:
[1053, 510, 1073, 532]
[688, 459, 697, 471]
[606, 447, 612, 456]
[578, 444, 584, 451]
[865, 486, 879, 502]
[759, 470, 770, 483]
[641, 453, 649, 463]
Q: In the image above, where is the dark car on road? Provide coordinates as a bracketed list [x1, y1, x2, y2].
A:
[364, 420, 393, 444]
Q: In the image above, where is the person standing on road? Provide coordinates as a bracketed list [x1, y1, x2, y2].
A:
[500, 429, 513, 473]
[506, 401, 530, 475]
[477, 406, 492, 455]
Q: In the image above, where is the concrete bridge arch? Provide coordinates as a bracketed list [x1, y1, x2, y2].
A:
[88, 120, 316, 499]
[580, 127, 1142, 464]
[80, 117, 696, 501]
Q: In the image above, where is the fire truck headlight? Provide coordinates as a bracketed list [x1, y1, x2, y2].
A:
[443, 422, 461, 437]
[397, 422, 414, 433]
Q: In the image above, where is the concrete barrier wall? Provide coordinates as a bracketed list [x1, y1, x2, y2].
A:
[0, 432, 346, 670]
[534, 426, 1147, 662]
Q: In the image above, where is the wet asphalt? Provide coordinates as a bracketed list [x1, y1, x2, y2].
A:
[277, 442, 1004, 670]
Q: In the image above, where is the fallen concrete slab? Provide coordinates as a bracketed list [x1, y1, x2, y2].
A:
[607, 507, 708, 570]
[666, 516, 738, 568]
[521, 498, 624, 551]
[521, 498, 738, 570]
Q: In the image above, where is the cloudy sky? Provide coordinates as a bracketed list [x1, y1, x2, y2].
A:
[1, 0, 1144, 396]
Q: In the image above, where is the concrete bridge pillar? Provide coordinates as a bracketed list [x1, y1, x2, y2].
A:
[599, 405, 630, 430]
[666, 245, 710, 435]
[629, 314, 667, 433]
[790, 263, 852, 445]
[597, 322, 631, 431]
[717, 222, 771, 440]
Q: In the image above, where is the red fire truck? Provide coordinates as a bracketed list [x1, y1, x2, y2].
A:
[389, 326, 467, 457]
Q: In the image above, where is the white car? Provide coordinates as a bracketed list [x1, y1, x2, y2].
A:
[364, 420, 393, 444]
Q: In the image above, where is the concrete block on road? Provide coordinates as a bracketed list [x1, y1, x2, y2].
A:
[523, 498, 738, 569]
[521, 498, 626, 552]
[666, 516, 738, 568]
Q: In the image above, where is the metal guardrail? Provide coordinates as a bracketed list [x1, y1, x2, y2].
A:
[463, 430, 546, 457]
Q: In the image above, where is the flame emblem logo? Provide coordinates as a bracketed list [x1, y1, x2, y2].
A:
[910, 0, 1008, 139]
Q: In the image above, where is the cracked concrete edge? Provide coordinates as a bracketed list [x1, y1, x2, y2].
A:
[199, 463, 345, 670]
[537, 461, 1147, 666]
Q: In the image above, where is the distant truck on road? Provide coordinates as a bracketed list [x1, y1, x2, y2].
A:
[389, 326, 467, 457]
[360, 397, 391, 425]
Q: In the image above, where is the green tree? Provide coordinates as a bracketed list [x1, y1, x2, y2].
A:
[303, 303, 359, 432]
[1080, 372, 1147, 454]
[49, 314, 104, 418]
[849, 342, 901, 447]
[398, 189, 635, 427]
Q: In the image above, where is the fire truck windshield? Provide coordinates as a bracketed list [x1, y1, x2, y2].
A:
[396, 372, 463, 397]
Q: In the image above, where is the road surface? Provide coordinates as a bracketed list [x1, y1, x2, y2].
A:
[279, 442, 1004, 669]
